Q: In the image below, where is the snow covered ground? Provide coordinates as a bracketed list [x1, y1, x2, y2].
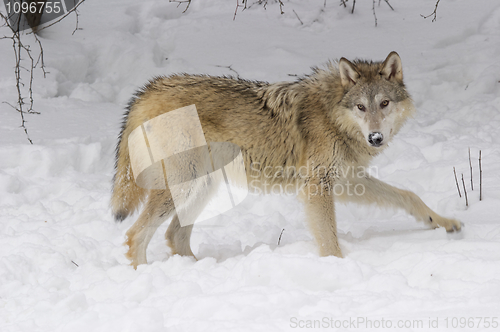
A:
[1, 0, 500, 331]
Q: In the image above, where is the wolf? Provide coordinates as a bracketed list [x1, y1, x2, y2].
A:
[111, 51, 462, 268]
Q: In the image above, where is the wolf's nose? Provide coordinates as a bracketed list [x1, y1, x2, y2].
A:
[368, 132, 383, 147]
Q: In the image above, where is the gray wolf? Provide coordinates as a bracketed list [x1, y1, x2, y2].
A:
[111, 51, 462, 268]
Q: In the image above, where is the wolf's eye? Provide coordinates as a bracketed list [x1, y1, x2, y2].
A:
[380, 100, 389, 108]
[357, 104, 366, 112]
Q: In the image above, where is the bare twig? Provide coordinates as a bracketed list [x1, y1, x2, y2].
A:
[71, 3, 82, 35]
[469, 147, 473, 190]
[277, 0, 285, 14]
[1, 0, 86, 144]
[172, 0, 284, 18]
[293, 9, 303, 25]
[169, 0, 192, 13]
[278, 229, 285, 245]
[479, 150, 482, 201]
[453, 167, 461, 198]
[343, 0, 393, 24]
[258, 0, 284, 14]
[234, 0, 284, 20]
[71, 260, 79, 267]
[33, 0, 86, 34]
[0, 12, 43, 144]
[421, 0, 440, 22]
[215, 64, 240, 78]
[461, 173, 468, 207]
[383, 0, 394, 11]
[233, 0, 246, 20]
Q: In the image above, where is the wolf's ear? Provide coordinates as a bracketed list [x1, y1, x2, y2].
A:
[339, 57, 360, 90]
[380, 51, 403, 82]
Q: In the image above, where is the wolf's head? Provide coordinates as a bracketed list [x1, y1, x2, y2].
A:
[338, 52, 415, 148]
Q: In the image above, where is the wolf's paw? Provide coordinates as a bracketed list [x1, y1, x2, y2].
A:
[445, 221, 463, 233]
[319, 242, 343, 258]
[430, 215, 462, 233]
[124, 236, 148, 270]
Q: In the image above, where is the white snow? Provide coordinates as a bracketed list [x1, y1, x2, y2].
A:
[1, 0, 500, 331]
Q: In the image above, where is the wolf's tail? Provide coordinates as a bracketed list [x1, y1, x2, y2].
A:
[110, 100, 147, 222]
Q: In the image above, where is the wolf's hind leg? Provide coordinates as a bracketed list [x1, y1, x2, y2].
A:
[125, 189, 175, 269]
[165, 215, 195, 257]
[165, 174, 222, 258]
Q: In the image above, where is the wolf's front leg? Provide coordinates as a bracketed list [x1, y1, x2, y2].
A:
[337, 176, 462, 232]
[299, 183, 343, 258]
